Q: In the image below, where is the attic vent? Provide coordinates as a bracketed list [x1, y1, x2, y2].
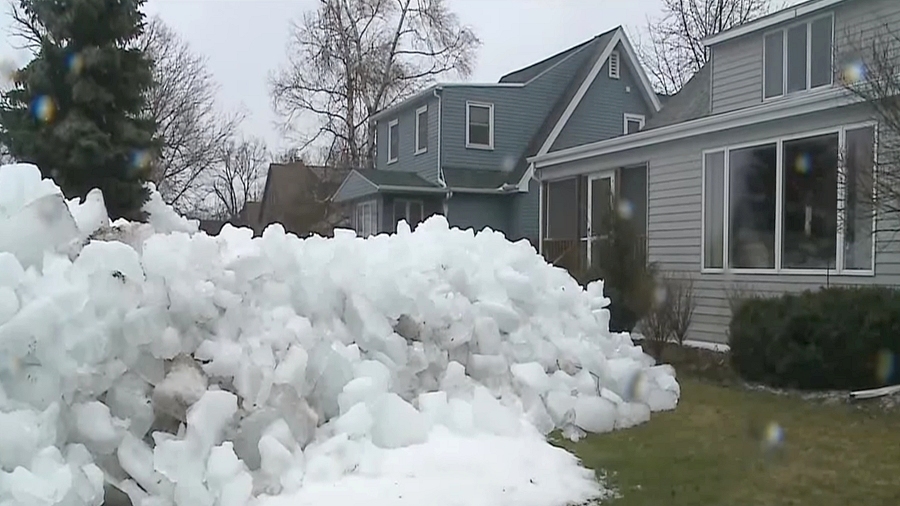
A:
[608, 51, 620, 79]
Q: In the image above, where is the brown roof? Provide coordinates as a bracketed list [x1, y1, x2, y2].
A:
[257, 161, 349, 237]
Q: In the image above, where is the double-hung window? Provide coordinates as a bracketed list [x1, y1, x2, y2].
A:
[466, 102, 493, 149]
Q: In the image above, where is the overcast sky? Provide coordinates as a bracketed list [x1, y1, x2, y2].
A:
[1, 0, 789, 153]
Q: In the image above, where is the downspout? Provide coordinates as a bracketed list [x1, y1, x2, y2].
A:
[434, 87, 451, 215]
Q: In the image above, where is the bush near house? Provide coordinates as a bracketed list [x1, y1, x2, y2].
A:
[573, 211, 656, 333]
[729, 286, 900, 390]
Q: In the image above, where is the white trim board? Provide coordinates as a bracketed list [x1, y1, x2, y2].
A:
[530, 86, 856, 169]
[534, 27, 662, 160]
[703, 0, 848, 46]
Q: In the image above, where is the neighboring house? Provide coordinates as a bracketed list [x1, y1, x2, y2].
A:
[530, 0, 900, 343]
[257, 161, 348, 237]
[332, 26, 662, 245]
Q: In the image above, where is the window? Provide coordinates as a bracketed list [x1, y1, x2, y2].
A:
[415, 106, 428, 154]
[763, 14, 834, 99]
[393, 199, 424, 231]
[701, 124, 877, 273]
[608, 51, 620, 79]
[544, 178, 580, 239]
[729, 144, 778, 269]
[782, 133, 838, 269]
[843, 126, 876, 270]
[624, 114, 645, 134]
[355, 200, 378, 237]
[466, 102, 493, 149]
[387, 119, 399, 163]
[703, 151, 726, 269]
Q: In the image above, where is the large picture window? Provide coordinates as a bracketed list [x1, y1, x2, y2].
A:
[701, 124, 876, 273]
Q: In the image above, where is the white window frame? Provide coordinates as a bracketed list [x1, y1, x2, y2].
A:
[355, 200, 378, 237]
[762, 12, 835, 101]
[623, 113, 645, 134]
[466, 101, 494, 150]
[393, 198, 424, 231]
[387, 119, 399, 164]
[608, 50, 620, 79]
[699, 121, 878, 276]
[415, 106, 428, 155]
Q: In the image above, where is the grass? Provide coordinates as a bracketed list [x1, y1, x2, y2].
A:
[557, 366, 900, 505]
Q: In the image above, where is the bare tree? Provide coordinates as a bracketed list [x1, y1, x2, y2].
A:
[635, 0, 773, 95]
[270, 0, 480, 169]
[839, 23, 900, 240]
[209, 137, 268, 220]
[138, 16, 243, 213]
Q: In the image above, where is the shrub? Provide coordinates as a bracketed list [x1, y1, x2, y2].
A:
[640, 274, 697, 357]
[729, 286, 900, 390]
[573, 209, 656, 333]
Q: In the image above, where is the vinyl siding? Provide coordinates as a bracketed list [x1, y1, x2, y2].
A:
[439, 42, 594, 171]
[375, 95, 440, 183]
[551, 42, 653, 151]
[333, 171, 377, 202]
[446, 194, 512, 235]
[510, 178, 540, 243]
[710, 0, 900, 114]
[539, 103, 900, 344]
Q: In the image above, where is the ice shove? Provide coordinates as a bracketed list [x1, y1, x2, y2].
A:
[0, 163, 679, 506]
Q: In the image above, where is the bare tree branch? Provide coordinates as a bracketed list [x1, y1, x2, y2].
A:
[137, 16, 244, 214]
[839, 22, 900, 246]
[206, 136, 268, 220]
[270, 0, 480, 169]
[634, 0, 776, 95]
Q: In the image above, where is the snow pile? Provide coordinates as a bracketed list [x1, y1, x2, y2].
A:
[0, 163, 679, 506]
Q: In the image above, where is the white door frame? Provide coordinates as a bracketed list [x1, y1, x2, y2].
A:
[586, 170, 617, 265]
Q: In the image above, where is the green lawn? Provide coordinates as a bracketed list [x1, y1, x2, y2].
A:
[557, 378, 900, 506]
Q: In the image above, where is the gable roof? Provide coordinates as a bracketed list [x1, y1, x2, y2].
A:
[703, 0, 849, 46]
[258, 162, 336, 224]
[503, 26, 663, 188]
[499, 37, 598, 84]
[643, 63, 712, 130]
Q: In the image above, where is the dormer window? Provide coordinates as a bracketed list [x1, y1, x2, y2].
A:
[763, 13, 834, 99]
[608, 51, 620, 79]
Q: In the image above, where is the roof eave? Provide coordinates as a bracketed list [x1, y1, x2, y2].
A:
[702, 0, 849, 47]
[530, 87, 856, 168]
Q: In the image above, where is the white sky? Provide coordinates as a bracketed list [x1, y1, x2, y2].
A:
[1, 0, 799, 153]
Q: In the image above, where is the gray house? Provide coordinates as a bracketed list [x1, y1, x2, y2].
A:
[332, 26, 662, 245]
[530, 0, 900, 343]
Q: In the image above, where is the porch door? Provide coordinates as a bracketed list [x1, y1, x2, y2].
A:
[586, 171, 616, 266]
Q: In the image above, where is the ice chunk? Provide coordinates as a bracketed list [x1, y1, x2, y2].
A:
[70, 401, 127, 455]
[472, 386, 521, 436]
[510, 362, 551, 394]
[573, 397, 617, 433]
[334, 402, 374, 438]
[153, 355, 208, 422]
[369, 393, 428, 449]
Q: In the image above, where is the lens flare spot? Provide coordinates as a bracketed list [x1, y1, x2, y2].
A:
[762, 421, 785, 450]
[30, 95, 57, 124]
[501, 155, 516, 171]
[617, 199, 634, 220]
[66, 52, 85, 76]
[653, 285, 667, 306]
[794, 152, 812, 175]
[841, 61, 866, 84]
[876, 348, 897, 384]
[626, 371, 650, 402]
[130, 149, 152, 171]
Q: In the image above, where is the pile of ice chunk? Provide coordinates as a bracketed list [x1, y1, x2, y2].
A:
[0, 163, 679, 506]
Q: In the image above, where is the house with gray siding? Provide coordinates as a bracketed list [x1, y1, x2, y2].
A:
[530, 0, 900, 344]
[332, 26, 662, 245]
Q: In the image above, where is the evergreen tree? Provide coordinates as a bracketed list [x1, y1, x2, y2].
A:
[0, 0, 158, 220]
